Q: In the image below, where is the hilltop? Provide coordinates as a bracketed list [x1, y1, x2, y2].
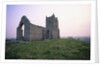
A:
[5, 38, 90, 60]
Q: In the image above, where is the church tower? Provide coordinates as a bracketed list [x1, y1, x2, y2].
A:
[46, 14, 60, 39]
[46, 14, 58, 30]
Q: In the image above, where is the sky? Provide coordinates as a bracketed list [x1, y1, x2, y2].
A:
[6, 4, 91, 39]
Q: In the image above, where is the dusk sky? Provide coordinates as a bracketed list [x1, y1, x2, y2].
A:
[6, 4, 91, 39]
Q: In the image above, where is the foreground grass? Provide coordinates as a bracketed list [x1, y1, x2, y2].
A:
[5, 38, 90, 60]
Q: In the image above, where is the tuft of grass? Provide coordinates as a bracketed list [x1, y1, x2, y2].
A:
[5, 38, 90, 60]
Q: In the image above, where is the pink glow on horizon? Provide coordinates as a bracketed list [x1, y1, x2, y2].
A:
[6, 4, 91, 38]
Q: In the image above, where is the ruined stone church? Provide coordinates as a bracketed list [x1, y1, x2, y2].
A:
[17, 14, 60, 41]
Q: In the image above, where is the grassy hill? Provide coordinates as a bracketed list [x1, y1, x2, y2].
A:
[5, 38, 90, 60]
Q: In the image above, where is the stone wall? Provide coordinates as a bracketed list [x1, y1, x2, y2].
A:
[29, 24, 45, 41]
[52, 29, 59, 39]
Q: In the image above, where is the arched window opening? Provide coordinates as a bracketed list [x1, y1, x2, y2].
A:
[21, 25, 25, 40]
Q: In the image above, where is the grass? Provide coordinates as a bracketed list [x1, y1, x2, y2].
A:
[5, 38, 90, 60]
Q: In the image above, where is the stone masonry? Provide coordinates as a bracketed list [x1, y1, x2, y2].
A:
[17, 14, 60, 41]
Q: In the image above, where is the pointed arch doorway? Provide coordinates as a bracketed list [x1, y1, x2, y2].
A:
[17, 16, 30, 41]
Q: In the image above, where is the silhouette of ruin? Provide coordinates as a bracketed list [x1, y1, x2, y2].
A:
[17, 14, 60, 41]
